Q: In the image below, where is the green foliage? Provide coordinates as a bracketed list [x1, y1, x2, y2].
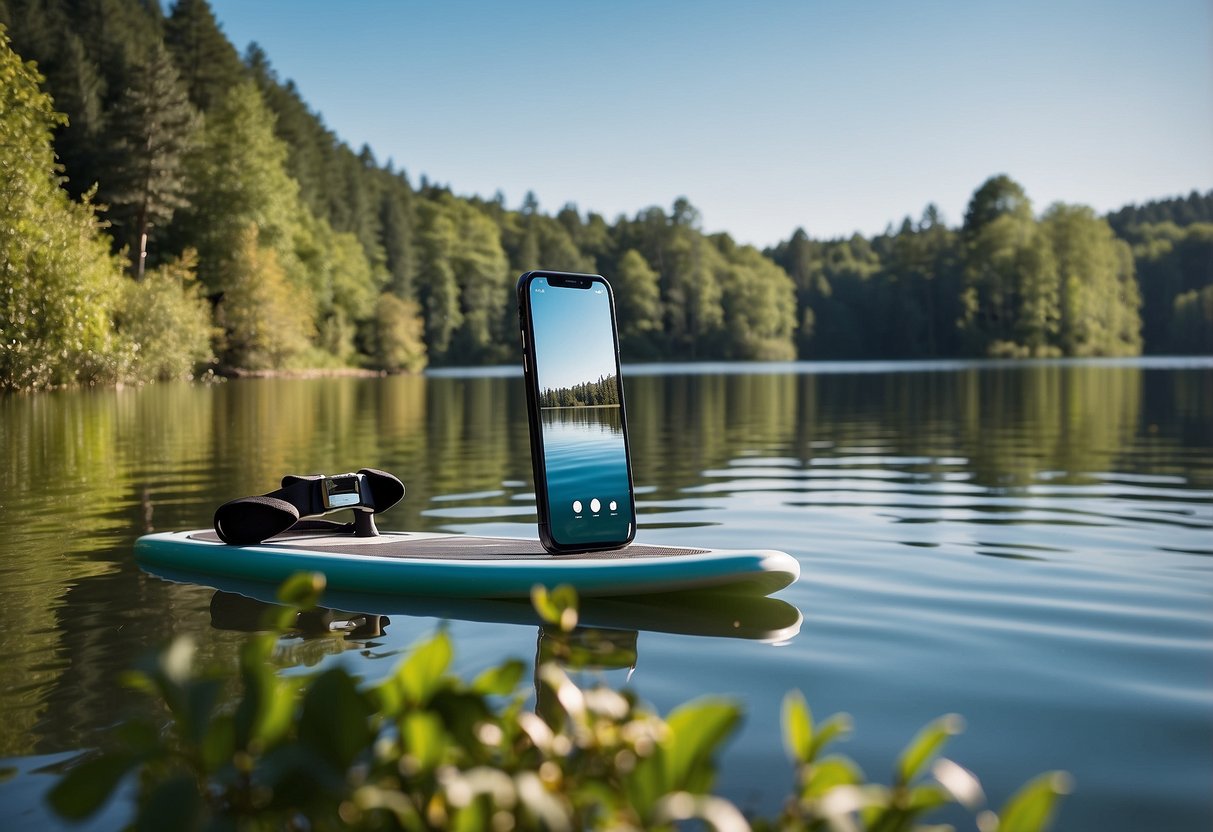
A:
[164, 0, 245, 112]
[1041, 204, 1140, 356]
[4, 5, 1207, 384]
[218, 224, 314, 370]
[103, 40, 198, 277]
[716, 240, 798, 360]
[416, 195, 509, 364]
[369, 293, 428, 372]
[1126, 222, 1213, 354]
[613, 248, 662, 357]
[0, 26, 130, 390]
[49, 576, 1070, 832]
[115, 250, 215, 381]
[1106, 190, 1213, 237]
[760, 689, 1070, 832]
[1170, 285, 1213, 354]
[171, 79, 304, 293]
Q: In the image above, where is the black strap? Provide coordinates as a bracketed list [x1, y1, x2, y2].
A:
[213, 468, 404, 546]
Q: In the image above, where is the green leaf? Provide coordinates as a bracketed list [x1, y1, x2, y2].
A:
[233, 635, 292, 751]
[402, 712, 446, 773]
[997, 771, 1073, 832]
[200, 714, 235, 773]
[810, 713, 853, 759]
[907, 783, 953, 813]
[47, 753, 137, 820]
[299, 668, 373, 769]
[896, 714, 964, 785]
[471, 659, 525, 696]
[624, 749, 668, 819]
[399, 629, 453, 705]
[276, 571, 326, 610]
[803, 755, 862, 799]
[531, 584, 579, 632]
[782, 690, 813, 763]
[663, 698, 742, 793]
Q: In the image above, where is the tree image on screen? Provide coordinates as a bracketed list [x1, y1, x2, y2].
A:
[538, 374, 620, 408]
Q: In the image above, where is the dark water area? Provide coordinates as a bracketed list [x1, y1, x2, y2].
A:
[0, 359, 1210, 829]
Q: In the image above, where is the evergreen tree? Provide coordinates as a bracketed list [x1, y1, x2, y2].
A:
[104, 41, 198, 278]
[767, 227, 829, 355]
[378, 171, 417, 300]
[171, 79, 303, 293]
[41, 32, 105, 198]
[415, 194, 510, 363]
[164, 0, 244, 111]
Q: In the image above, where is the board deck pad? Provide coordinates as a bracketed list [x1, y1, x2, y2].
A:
[135, 529, 800, 599]
[186, 530, 709, 559]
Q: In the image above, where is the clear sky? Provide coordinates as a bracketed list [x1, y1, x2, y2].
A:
[208, 0, 1213, 247]
[529, 279, 618, 393]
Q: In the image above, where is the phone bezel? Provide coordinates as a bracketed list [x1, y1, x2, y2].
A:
[517, 269, 638, 554]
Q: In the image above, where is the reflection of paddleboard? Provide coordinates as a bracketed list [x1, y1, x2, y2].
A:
[148, 566, 803, 643]
[135, 529, 799, 600]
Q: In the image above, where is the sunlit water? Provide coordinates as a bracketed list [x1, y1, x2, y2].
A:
[0, 359, 1210, 829]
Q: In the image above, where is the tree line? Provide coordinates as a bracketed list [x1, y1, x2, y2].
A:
[539, 375, 620, 408]
[1, 0, 1210, 391]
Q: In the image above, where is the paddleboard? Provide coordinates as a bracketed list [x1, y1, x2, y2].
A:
[134, 529, 800, 599]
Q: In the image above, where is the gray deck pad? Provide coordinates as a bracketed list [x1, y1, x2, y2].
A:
[187, 530, 708, 561]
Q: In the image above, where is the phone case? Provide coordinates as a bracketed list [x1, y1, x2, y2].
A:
[517, 270, 638, 554]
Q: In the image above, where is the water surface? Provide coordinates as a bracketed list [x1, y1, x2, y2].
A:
[0, 359, 1210, 829]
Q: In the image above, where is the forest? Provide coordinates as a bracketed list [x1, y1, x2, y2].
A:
[1, 0, 1210, 391]
[539, 375, 620, 409]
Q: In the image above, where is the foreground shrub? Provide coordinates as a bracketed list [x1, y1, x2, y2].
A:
[49, 578, 1069, 830]
[116, 251, 216, 382]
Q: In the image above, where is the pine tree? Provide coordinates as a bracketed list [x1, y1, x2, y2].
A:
[170, 79, 303, 293]
[104, 41, 198, 278]
[164, 0, 244, 112]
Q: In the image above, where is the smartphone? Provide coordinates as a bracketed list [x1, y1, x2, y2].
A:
[518, 270, 637, 553]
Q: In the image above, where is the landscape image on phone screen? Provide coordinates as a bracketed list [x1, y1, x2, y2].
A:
[530, 278, 633, 547]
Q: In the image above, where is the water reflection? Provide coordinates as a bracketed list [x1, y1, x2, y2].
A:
[0, 361, 1210, 830]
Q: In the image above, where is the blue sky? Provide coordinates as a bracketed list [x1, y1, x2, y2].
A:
[209, 0, 1213, 246]
[529, 279, 618, 393]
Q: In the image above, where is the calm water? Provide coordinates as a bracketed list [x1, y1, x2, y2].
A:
[1, 359, 1210, 830]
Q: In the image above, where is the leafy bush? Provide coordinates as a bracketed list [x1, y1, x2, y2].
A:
[116, 251, 216, 382]
[0, 28, 131, 390]
[49, 577, 1069, 831]
[370, 293, 428, 373]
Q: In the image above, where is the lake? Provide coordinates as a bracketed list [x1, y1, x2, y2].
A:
[1, 358, 1210, 829]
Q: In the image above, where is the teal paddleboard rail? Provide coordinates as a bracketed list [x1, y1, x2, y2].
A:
[134, 530, 799, 599]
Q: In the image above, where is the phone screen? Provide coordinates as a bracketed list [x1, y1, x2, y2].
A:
[527, 276, 634, 548]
